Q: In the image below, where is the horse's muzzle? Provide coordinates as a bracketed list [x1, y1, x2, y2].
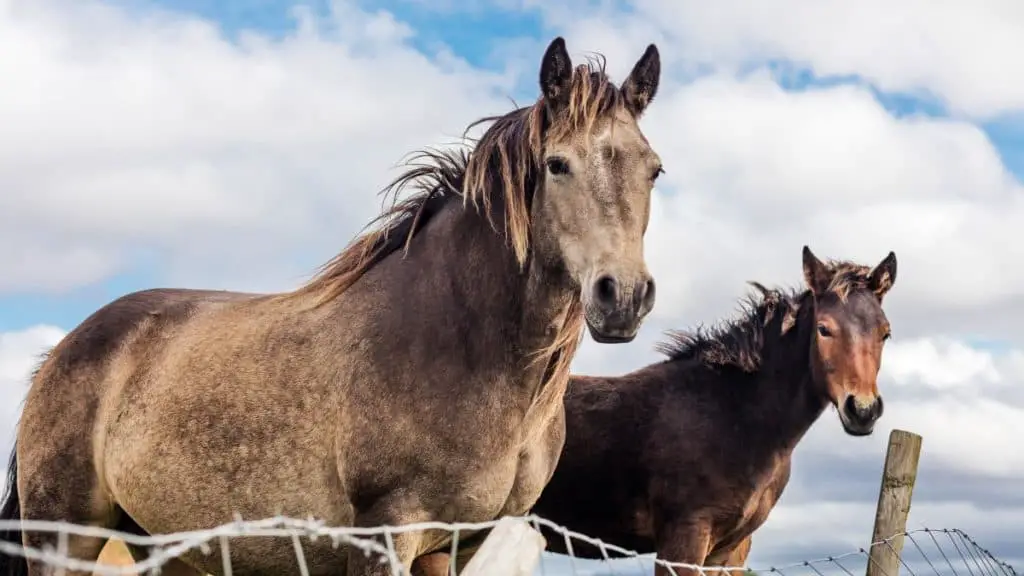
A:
[584, 272, 656, 343]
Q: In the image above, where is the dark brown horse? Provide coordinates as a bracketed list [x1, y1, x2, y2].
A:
[414, 246, 897, 576]
[0, 37, 665, 576]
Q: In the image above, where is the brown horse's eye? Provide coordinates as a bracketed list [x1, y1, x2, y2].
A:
[652, 166, 665, 181]
[882, 332, 891, 342]
[816, 324, 832, 338]
[546, 157, 571, 176]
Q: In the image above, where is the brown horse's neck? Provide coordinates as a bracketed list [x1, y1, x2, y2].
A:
[749, 290, 830, 453]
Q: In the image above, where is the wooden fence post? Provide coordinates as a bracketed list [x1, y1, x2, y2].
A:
[866, 429, 923, 576]
[460, 517, 546, 576]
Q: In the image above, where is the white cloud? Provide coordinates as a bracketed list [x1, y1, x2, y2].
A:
[883, 338, 1005, 389]
[536, 0, 1024, 119]
[0, 325, 66, 462]
[631, 73, 1024, 332]
[0, 0, 517, 294]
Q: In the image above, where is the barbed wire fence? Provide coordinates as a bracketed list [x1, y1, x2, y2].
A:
[0, 514, 1017, 576]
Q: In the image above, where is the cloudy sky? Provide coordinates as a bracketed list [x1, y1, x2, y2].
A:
[1, 0, 1023, 573]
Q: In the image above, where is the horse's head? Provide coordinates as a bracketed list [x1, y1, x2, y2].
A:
[799, 246, 897, 436]
[529, 37, 663, 344]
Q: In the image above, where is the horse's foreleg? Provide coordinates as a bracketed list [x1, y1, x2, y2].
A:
[124, 542, 207, 575]
[725, 536, 752, 576]
[411, 552, 451, 576]
[653, 520, 712, 576]
[347, 531, 422, 576]
[345, 505, 426, 576]
[706, 535, 754, 576]
[410, 534, 487, 576]
[410, 528, 489, 576]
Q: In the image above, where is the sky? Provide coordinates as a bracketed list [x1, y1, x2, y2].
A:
[1, 0, 1024, 574]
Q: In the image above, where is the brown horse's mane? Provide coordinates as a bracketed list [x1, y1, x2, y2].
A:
[655, 260, 876, 372]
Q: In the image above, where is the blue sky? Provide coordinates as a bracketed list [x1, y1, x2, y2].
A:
[4, 0, 1023, 339]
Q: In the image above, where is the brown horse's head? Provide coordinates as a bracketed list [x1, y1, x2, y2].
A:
[799, 245, 897, 436]
[525, 37, 663, 343]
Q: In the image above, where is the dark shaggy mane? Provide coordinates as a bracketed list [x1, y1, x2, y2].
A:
[655, 258, 880, 372]
[655, 283, 803, 373]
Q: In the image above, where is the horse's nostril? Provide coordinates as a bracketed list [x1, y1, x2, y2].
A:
[641, 278, 656, 309]
[594, 275, 619, 305]
[844, 396, 879, 424]
[843, 395, 858, 419]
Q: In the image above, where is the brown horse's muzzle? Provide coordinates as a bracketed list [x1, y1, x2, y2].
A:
[839, 393, 884, 436]
[584, 272, 656, 343]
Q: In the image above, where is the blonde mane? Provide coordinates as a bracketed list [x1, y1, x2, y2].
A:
[286, 56, 629, 306]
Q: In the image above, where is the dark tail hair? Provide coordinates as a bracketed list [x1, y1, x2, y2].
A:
[0, 443, 27, 576]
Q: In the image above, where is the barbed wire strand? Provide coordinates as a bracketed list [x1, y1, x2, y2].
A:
[957, 530, 992, 576]
[887, 538, 919, 576]
[907, 531, 944, 576]
[0, 516, 1015, 576]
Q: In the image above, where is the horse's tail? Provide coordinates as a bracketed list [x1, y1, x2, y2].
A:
[0, 443, 27, 576]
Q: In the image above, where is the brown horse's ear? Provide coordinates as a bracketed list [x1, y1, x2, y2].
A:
[868, 251, 897, 301]
[802, 245, 831, 296]
[539, 37, 573, 116]
[621, 44, 661, 117]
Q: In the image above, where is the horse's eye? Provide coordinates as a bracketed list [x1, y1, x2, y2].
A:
[546, 157, 570, 176]
[817, 324, 832, 338]
[882, 332, 891, 342]
[652, 166, 665, 181]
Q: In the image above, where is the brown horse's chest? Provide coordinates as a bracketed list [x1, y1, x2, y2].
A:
[712, 457, 791, 552]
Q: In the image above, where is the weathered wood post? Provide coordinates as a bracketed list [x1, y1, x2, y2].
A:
[460, 517, 546, 576]
[866, 429, 923, 576]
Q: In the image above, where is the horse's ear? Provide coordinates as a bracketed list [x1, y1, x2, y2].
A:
[802, 245, 831, 296]
[539, 37, 573, 116]
[621, 44, 661, 117]
[868, 251, 897, 301]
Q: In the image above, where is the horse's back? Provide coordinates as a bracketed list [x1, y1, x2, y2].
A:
[35, 288, 237, 374]
[19, 287, 247, 441]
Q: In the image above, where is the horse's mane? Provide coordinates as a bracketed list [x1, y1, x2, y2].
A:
[285, 55, 628, 307]
[655, 260, 877, 372]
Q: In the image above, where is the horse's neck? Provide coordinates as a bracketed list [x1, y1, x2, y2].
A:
[750, 308, 829, 454]
[366, 199, 576, 401]
[446, 203, 578, 414]
[458, 201, 576, 351]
